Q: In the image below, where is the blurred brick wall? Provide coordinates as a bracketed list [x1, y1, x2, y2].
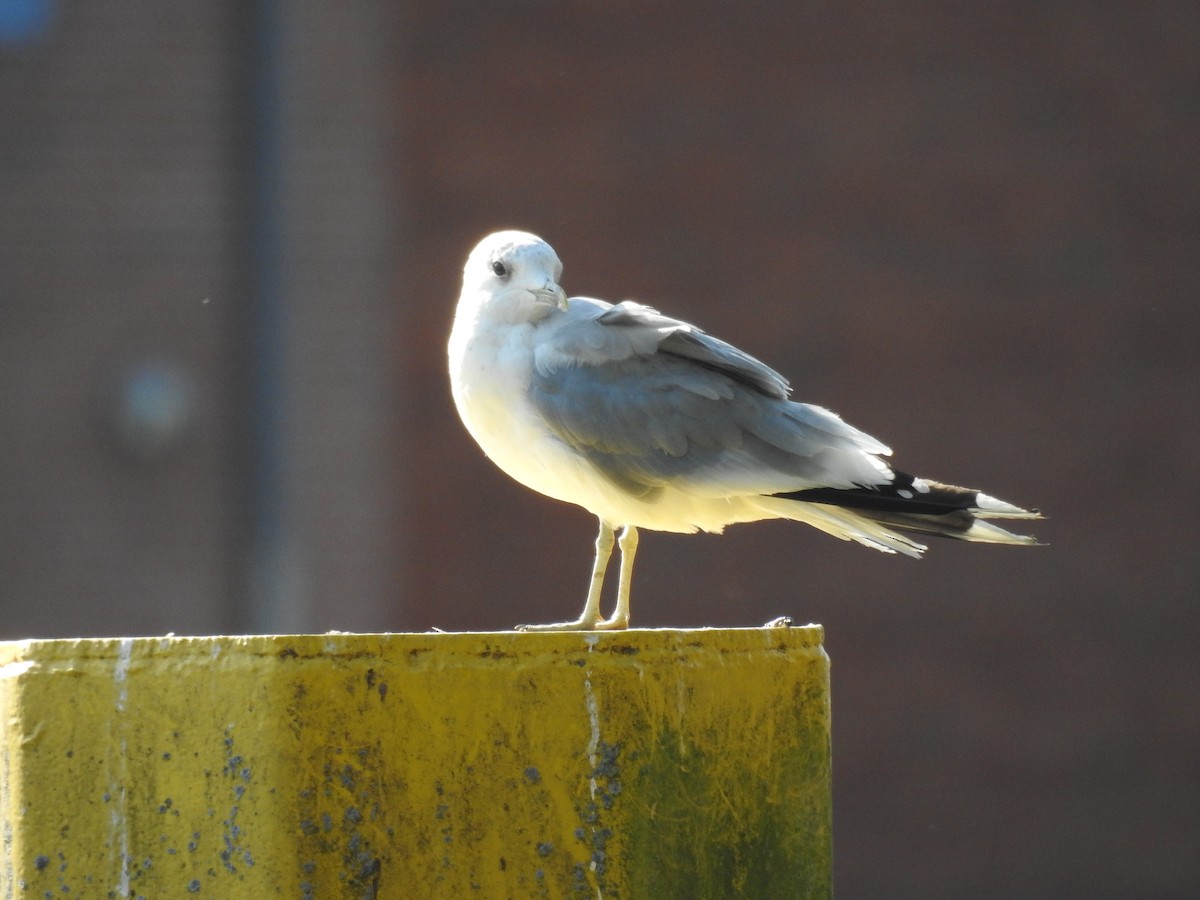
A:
[0, 3, 237, 635]
[396, 2, 1199, 898]
[0, 1, 399, 636]
[1, 1, 1196, 897]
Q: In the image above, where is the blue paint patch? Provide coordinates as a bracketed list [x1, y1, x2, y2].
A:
[0, 0, 53, 44]
[220, 730, 253, 872]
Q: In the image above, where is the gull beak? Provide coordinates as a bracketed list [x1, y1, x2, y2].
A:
[534, 281, 569, 311]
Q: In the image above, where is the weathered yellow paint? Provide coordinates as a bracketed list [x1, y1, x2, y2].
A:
[1, 628, 831, 898]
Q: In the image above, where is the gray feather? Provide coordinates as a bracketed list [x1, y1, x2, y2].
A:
[529, 300, 892, 499]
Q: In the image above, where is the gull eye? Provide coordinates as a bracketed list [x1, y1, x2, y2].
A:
[491, 260, 508, 277]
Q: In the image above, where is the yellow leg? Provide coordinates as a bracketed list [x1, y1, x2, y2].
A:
[517, 519, 615, 632]
[596, 525, 637, 630]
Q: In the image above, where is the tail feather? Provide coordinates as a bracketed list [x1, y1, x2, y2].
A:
[855, 509, 1043, 546]
[769, 469, 1043, 552]
[751, 495, 927, 558]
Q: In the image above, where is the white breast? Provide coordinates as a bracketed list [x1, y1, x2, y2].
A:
[449, 312, 780, 534]
[449, 317, 586, 498]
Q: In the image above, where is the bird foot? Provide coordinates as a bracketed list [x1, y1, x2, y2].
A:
[515, 614, 629, 632]
[515, 620, 589, 632]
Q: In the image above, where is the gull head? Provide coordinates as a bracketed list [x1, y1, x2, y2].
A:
[460, 231, 568, 322]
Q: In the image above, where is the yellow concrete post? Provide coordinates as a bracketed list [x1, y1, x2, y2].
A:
[2, 628, 831, 899]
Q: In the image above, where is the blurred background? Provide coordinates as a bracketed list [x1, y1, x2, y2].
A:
[2, 1, 1197, 896]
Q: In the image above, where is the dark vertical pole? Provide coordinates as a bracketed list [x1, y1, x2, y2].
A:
[229, 0, 288, 632]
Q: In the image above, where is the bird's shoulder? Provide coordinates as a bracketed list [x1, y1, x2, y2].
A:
[534, 298, 790, 400]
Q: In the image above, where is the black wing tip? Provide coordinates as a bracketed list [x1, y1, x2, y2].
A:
[781, 471, 1041, 522]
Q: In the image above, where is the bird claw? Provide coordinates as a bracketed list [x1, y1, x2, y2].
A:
[514, 620, 595, 632]
[514, 614, 629, 632]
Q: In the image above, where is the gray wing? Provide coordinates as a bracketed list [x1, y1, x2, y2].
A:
[596, 302, 791, 399]
[529, 301, 891, 499]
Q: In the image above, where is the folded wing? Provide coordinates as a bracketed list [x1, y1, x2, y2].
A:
[530, 300, 893, 499]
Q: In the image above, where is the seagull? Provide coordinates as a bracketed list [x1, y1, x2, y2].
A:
[448, 230, 1042, 631]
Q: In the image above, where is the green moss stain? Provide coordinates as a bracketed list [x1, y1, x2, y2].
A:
[624, 728, 831, 899]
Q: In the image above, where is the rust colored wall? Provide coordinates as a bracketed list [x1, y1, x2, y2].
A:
[395, 4, 1198, 898]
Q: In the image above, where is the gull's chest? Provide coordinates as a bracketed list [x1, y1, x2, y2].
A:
[449, 321, 614, 509]
[452, 325, 558, 463]
[450, 324, 536, 429]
